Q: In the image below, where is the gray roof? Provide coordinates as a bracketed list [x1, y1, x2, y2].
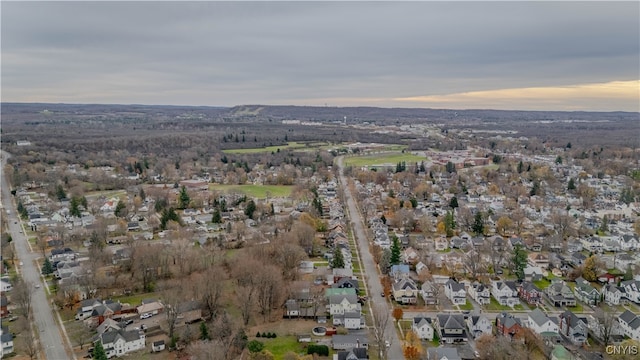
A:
[619, 310, 638, 325]
[329, 294, 358, 305]
[437, 314, 465, 330]
[445, 279, 465, 292]
[413, 316, 432, 328]
[528, 308, 551, 327]
[332, 334, 369, 346]
[427, 347, 461, 360]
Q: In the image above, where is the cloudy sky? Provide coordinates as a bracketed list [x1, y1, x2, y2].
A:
[2, 1, 639, 111]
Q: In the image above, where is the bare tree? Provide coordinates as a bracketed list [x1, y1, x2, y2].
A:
[594, 308, 617, 346]
[372, 303, 391, 360]
[236, 285, 254, 326]
[464, 249, 486, 280]
[17, 318, 38, 360]
[254, 263, 284, 322]
[186, 339, 228, 360]
[13, 278, 34, 319]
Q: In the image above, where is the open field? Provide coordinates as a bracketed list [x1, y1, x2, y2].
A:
[343, 152, 425, 168]
[209, 184, 293, 198]
[222, 141, 326, 154]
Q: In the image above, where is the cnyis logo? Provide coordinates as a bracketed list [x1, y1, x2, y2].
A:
[605, 345, 639, 355]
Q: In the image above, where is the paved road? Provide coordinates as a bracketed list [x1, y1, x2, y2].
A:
[1, 152, 74, 360]
[336, 156, 403, 360]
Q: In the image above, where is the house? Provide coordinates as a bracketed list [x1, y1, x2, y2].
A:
[468, 282, 490, 305]
[0, 296, 8, 318]
[136, 301, 164, 318]
[334, 348, 368, 360]
[518, 282, 542, 305]
[435, 237, 448, 251]
[98, 329, 145, 358]
[491, 281, 519, 307]
[331, 335, 368, 350]
[402, 247, 420, 264]
[573, 277, 600, 305]
[569, 252, 587, 266]
[444, 279, 467, 305]
[91, 301, 123, 326]
[421, 281, 439, 305]
[524, 266, 543, 282]
[466, 315, 492, 339]
[285, 300, 300, 318]
[617, 310, 640, 341]
[527, 308, 559, 335]
[426, 347, 461, 360]
[602, 284, 627, 306]
[392, 278, 419, 305]
[176, 300, 202, 325]
[620, 280, 640, 303]
[96, 318, 121, 335]
[528, 253, 550, 268]
[0, 280, 11, 292]
[546, 280, 577, 307]
[151, 340, 165, 352]
[435, 313, 467, 344]
[49, 247, 75, 262]
[412, 316, 435, 340]
[333, 278, 360, 292]
[76, 298, 103, 320]
[496, 312, 523, 338]
[329, 295, 361, 316]
[1, 325, 14, 358]
[333, 311, 364, 330]
[389, 264, 410, 281]
[597, 272, 623, 285]
[558, 310, 588, 345]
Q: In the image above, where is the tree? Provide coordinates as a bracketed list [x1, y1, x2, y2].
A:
[449, 196, 459, 209]
[247, 340, 265, 353]
[444, 211, 456, 237]
[446, 161, 456, 173]
[372, 304, 391, 360]
[582, 255, 600, 281]
[41, 257, 54, 275]
[114, 199, 127, 218]
[332, 246, 345, 269]
[179, 186, 190, 209]
[70, 196, 82, 217]
[392, 308, 404, 321]
[211, 209, 222, 224]
[92, 341, 108, 360]
[379, 248, 391, 274]
[56, 184, 67, 200]
[599, 215, 609, 234]
[139, 187, 146, 201]
[472, 211, 485, 235]
[390, 236, 401, 265]
[555, 155, 562, 164]
[403, 330, 423, 360]
[567, 177, 576, 191]
[512, 244, 528, 281]
[594, 308, 616, 346]
[199, 322, 210, 340]
[496, 216, 513, 236]
[245, 199, 257, 219]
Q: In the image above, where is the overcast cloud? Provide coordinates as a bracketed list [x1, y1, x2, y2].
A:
[2, 1, 638, 111]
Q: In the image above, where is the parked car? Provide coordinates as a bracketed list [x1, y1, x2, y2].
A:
[140, 313, 152, 319]
[124, 319, 134, 326]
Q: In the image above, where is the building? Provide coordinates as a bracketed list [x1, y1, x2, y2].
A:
[468, 282, 490, 305]
[412, 316, 435, 340]
[466, 315, 493, 339]
[435, 313, 467, 344]
[444, 279, 467, 305]
[527, 308, 559, 335]
[558, 310, 588, 345]
[98, 329, 145, 358]
[573, 277, 600, 306]
[496, 312, 523, 338]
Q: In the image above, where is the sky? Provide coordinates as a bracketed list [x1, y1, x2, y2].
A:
[2, 1, 639, 111]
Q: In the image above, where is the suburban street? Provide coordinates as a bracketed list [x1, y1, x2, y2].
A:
[1, 152, 74, 360]
[336, 156, 403, 360]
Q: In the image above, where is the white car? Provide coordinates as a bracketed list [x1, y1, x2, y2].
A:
[140, 313, 152, 319]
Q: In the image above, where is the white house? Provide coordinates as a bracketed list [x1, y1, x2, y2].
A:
[329, 295, 361, 316]
[618, 310, 640, 341]
[1, 326, 14, 358]
[602, 284, 627, 306]
[0, 280, 12, 292]
[412, 316, 435, 340]
[621, 280, 640, 304]
[466, 315, 493, 339]
[444, 279, 466, 305]
[527, 308, 559, 335]
[333, 311, 363, 330]
[468, 282, 490, 305]
[99, 329, 145, 358]
[491, 281, 519, 307]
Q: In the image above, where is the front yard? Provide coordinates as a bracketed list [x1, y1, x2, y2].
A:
[484, 297, 512, 311]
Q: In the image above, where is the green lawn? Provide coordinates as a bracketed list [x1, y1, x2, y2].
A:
[84, 189, 127, 200]
[261, 335, 306, 359]
[485, 297, 512, 311]
[458, 302, 474, 311]
[534, 277, 552, 290]
[570, 303, 584, 313]
[113, 293, 158, 307]
[343, 152, 426, 168]
[209, 184, 293, 198]
[222, 141, 312, 154]
[513, 304, 525, 311]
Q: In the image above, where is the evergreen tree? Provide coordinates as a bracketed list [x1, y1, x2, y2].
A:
[530, 180, 540, 196]
[449, 196, 458, 209]
[380, 214, 386, 224]
[512, 244, 528, 281]
[445, 161, 456, 173]
[568, 178, 576, 191]
[56, 184, 67, 200]
[211, 209, 222, 223]
[41, 258, 54, 275]
[332, 246, 345, 269]
[70, 197, 81, 217]
[599, 215, 609, 233]
[555, 155, 563, 164]
[139, 188, 146, 201]
[472, 211, 485, 235]
[114, 199, 127, 218]
[444, 211, 456, 237]
[517, 161, 524, 174]
[200, 322, 210, 340]
[178, 186, 190, 209]
[390, 236, 401, 265]
[245, 199, 256, 219]
[92, 341, 108, 360]
[160, 207, 181, 230]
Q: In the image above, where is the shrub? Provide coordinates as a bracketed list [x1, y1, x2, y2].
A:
[247, 340, 264, 353]
[256, 332, 261, 338]
[261, 332, 267, 338]
[307, 344, 329, 356]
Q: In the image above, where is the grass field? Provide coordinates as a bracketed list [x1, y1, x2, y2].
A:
[84, 189, 127, 200]
[343, 152, 425, 168]
[485, 297, 512, 311]
[261, 335, 305, 359]
[209, 184, 293, 198]
[222, 141, 320, 154]
[458, 302, 474, 311]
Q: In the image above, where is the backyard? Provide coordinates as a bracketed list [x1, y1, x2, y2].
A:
[208, 184, 293, 198]
[343, 152, 426, 168]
